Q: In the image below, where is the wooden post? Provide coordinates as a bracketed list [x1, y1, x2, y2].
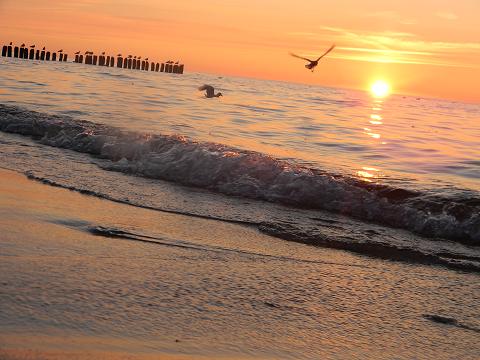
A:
[123, 58, 127, 68]
[99, 55, 105, 66]
[141, 60, 145, 70]
[52, 53, 57, 61]
[35, 50, 40, 60]
[14, 46, 19, 58]
[19, 47, 24, 58]
[23, 49, 28, 59]
[110, 56, 114, 67]
[2, 46, 7, 57]
[127, 58, 132, 69]
[106, 56, 110, 66]
[145, 61, 149, 71]
[155, 63, 159, 72]
[79, 55, 84, 63]
[136, 59, 140, 69]
[132, 59, 136, 69]
[151, 62, 155, 71]
[92, 55, 97, 65]
[29, 49, 34, 59]
[59, 53, 63, 61]
[117, 57, 123, 68]
[75, 54, 79, 62]
[46, 51, 51, 61]
[160, 63, 165, 72]
[40, 50, 45, 60]
[7, 46, 12, 57]
[173, 64, 179, 73]
[178, 64, 184, 74]
[63, 54, 67, 62]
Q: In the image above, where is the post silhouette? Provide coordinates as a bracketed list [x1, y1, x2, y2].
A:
[123, 58, 128, 68]
[19, 47, 24, 58]
[92, 55, 97, 65]
[14, 46, 19, 58]
[136, 59, 140, 69]
[99, 55, 105, 66]
[155, 63, 159, 71]
[160, 63, 165, 72]
[79, 54, 84, 63]
[145, 61, 149, 71]
[178, 64, 184, 74]
[40, 50, 45, 60]
[75, 54, 79, 63]
[173, 64, 179, 73]
[117, 56, 123, 68]
[127, 58, 132, 69]
[106, 56, 110, 66]
[52, 53, 57, 61]
[2, 46, 7, 57]
[35, 50, 39, 60]
[7, 45, 12, 57]
[110, 56, 114, 67]
[23, 49, 28, 59]
[29, 49, 34, 59]
[151, 62, 155, 71]
[63, 54, 67, 61]
[59, 53, 63, 61]
[46, 51, 51, 61]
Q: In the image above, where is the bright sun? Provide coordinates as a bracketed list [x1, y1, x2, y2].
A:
[370, 80, 391, 98]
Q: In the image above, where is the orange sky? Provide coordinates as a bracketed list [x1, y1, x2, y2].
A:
[1, 0, 479, 102]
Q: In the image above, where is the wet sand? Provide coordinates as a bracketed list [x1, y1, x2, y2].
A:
[1, 168, 479, 359]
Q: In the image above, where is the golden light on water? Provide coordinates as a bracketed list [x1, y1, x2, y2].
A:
[370, 80, 391, 98]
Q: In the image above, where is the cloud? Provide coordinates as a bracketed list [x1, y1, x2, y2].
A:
[436, 12, 459, 21]
[288, 26, 480, 68]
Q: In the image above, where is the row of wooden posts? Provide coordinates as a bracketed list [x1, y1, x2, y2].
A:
[2, 43, 184, 74]
[2, 44, 68, 62]
[75, 53, 184, 74]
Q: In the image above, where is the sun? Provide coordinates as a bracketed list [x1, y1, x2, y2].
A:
[370, 80, 391, 98]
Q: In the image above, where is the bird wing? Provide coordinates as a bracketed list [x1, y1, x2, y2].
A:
[316, 44, 335, 61]
[289, 52, 313, 62]
[198, 84, 213, 92]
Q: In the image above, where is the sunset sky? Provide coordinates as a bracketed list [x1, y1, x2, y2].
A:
[1, 0, 479, 102]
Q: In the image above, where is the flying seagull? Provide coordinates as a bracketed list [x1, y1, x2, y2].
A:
[289, 44, 335, 72]
[198, 84, 222, 98]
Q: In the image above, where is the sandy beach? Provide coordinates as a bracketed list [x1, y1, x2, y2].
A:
[1, 167, 479, 359]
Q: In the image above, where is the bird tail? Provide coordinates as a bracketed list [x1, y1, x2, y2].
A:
[198, 84, 209, 91]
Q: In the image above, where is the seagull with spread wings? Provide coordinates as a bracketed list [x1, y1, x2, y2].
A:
[289, 44, 335, 72]
[198, 84, 222, 98]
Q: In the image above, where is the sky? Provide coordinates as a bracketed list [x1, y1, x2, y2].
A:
[1, 0, 479, 102]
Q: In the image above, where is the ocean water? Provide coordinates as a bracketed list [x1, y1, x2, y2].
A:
[1, 56, 480, 359]
[0, 57, 479, 270]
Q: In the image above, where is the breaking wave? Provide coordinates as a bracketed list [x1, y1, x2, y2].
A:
[1, 103, 479, 245]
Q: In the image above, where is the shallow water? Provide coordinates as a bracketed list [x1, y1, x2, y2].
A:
[1, 169, 479, 360]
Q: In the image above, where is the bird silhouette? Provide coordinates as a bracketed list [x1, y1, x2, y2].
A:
[42, 47, 45, 50]
[20, 43, 25, 47]
[58, 49, 63, 52]
[198, 84, 222, 98]
[30, 45, 35, 48]
[74, 51, 80, 54]
[128, 55, 133, 58]
[101, 51, 105, 55]
[117, 54, 122, 57]
[138, 56, 142, 60]
[9, 42, 13, 45]
[174, 61, 179, 64]
[145, 57, 149, 61]
[290, 44, 335, 72]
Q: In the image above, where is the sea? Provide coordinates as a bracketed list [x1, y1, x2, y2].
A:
[0, 57, 479, 359]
